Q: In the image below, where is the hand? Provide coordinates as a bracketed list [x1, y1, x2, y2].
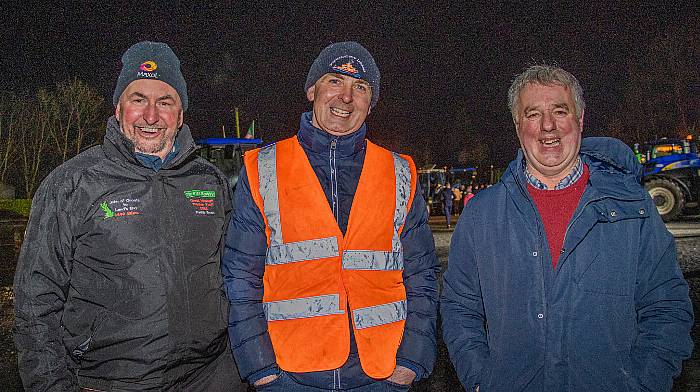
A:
[386, 365, 416, 385]
[253, 374, 279, 387]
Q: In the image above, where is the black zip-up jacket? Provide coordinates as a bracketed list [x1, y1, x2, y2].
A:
[13, 116, 235, 391]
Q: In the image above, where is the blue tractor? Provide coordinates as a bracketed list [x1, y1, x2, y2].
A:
[640, 137, 700, 221]
[196, 137, 263, 190]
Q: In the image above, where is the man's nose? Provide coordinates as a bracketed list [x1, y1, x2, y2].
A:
[143, 102, 158, 124]
[339, 84, 353, 104]
[541, 111, 556, 132]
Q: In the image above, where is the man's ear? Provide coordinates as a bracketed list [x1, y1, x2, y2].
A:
[178, 110, 184, 128]
[115, 102, 121, 121]
[578, 109, 585, 131]
[306, 86, 315, 102]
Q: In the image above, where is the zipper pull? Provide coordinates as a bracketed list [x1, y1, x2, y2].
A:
[331, 138, 337, 150]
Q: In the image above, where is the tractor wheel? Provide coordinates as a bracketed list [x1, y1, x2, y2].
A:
[645, 179, 685, 222]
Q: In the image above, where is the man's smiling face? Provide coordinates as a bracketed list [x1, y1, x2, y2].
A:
[306, 73, 372, 136]
[515, 82, 583, 188]
[116, 79, 183, 159]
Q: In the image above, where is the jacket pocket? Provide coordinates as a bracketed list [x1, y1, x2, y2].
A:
[70, 308, 109, 360]
[617, 350, 642, 392]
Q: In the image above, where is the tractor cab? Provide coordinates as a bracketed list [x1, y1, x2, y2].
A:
[640, 137, 697, 173]
[418, 165, 448, 215]
[196, 137, 263, 190]
[449, 167, 478, 188]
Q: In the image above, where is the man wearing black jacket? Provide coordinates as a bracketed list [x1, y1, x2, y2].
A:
[13, 41, 243, 391]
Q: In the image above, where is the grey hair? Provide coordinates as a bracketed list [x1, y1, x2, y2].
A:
[507, 65, 585, 121]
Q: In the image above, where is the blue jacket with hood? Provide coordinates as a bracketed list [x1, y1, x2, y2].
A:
[441, 137, 693, 392]
[222, 112, 439, 389]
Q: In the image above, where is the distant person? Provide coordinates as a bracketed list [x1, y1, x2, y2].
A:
[222, 41, 439, 390]
[13, 41, 243, 391]
[452, 185, 463, 214]
[441, 64, 694, 391]
[439, 182, 455, 228]
[462, 184, 474, 210]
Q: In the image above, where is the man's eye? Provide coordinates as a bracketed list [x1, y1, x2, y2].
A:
[355, 84, 368, 92]
[158, 101, 172, 107]
[329, 78, 341, 84]
[553, 109, 567, 116]
[525, 112, 541, 119]
[132, 98, 145, 104]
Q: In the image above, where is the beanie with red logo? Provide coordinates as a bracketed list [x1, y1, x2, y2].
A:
[112, 41, 188, 111]
[304, 41, 380, 108]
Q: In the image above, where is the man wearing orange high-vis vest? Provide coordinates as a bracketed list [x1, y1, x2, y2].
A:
[222, 42, 439, 391]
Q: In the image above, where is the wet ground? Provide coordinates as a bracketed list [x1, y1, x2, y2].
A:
[1, 219, 699, 391]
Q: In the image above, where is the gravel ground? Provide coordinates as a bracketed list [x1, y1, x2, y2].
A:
[1, 228, 698, 391]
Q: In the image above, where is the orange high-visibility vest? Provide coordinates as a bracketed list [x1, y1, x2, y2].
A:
[244, 136, 417, 378]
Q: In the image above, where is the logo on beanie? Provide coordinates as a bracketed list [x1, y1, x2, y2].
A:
[335, 63, 358, 74]
[140, 61, 158, 72]
[136, 60, 159, 79]
[330, 56, 365, 78]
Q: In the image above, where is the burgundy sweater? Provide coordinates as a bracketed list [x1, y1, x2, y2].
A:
[527, 166, 589, 268]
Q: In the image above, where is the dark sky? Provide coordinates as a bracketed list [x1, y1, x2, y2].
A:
[1, 1, 698, 168]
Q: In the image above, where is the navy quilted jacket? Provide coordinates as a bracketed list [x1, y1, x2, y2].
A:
[222, 112, 439, 389]
[442, 137, 694, 392]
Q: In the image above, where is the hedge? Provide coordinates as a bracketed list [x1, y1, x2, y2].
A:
[0, 199, 32, 217]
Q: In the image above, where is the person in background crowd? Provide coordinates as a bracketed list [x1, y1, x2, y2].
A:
[462, 184, 475, 210]
[441, 64, 693, 391]
[439, 182, 454, 228]
[452, 185, 463, 215]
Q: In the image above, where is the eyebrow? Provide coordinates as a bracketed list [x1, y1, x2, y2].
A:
[523, 102, 571, 112]
[127, 91, 148, 100]
[156, 94, 176, 102]
[126, 92, 175, 102]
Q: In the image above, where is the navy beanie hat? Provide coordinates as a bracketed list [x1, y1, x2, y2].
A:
[304, 41, 380, 108]
[113, 41, 188, 111]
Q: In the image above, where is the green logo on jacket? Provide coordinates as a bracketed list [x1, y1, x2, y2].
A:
[184, 189, 217, 215]
[100, 202, 114, 219]
[184, 189, 216, 199]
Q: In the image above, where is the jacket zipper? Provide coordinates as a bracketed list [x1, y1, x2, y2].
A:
[330, 138, 339, 221]
[330, 138, 343, 390]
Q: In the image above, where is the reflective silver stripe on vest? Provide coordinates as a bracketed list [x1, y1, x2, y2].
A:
[353, 300, 407, 329]
[392, 153, 411, 251]
[257, 145, 283, 246]
[267, 236, 339, 265]
[341, 154, 411, 270]
[342, 250, 403, 270]
[264, 294, 345, 321]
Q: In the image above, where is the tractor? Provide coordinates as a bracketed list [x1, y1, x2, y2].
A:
[196, 137, 263, 190]
[639, 136, 700, 221]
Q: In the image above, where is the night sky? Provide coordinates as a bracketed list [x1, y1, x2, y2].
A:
[1, 1, 698, 168]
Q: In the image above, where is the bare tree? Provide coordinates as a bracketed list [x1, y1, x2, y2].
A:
[18, 89, 53, 198]
[50, 78, 105, 163]
[613, 19, 699, 143]
[0, 92, 23, 184]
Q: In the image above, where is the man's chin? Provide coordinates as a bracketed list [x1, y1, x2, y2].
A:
[135, 143, 166, 157]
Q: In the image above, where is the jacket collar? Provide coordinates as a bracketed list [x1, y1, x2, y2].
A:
[103, 115, 197, 170]
[297, 111, 366, 157]
[503, 137, 646, 206]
